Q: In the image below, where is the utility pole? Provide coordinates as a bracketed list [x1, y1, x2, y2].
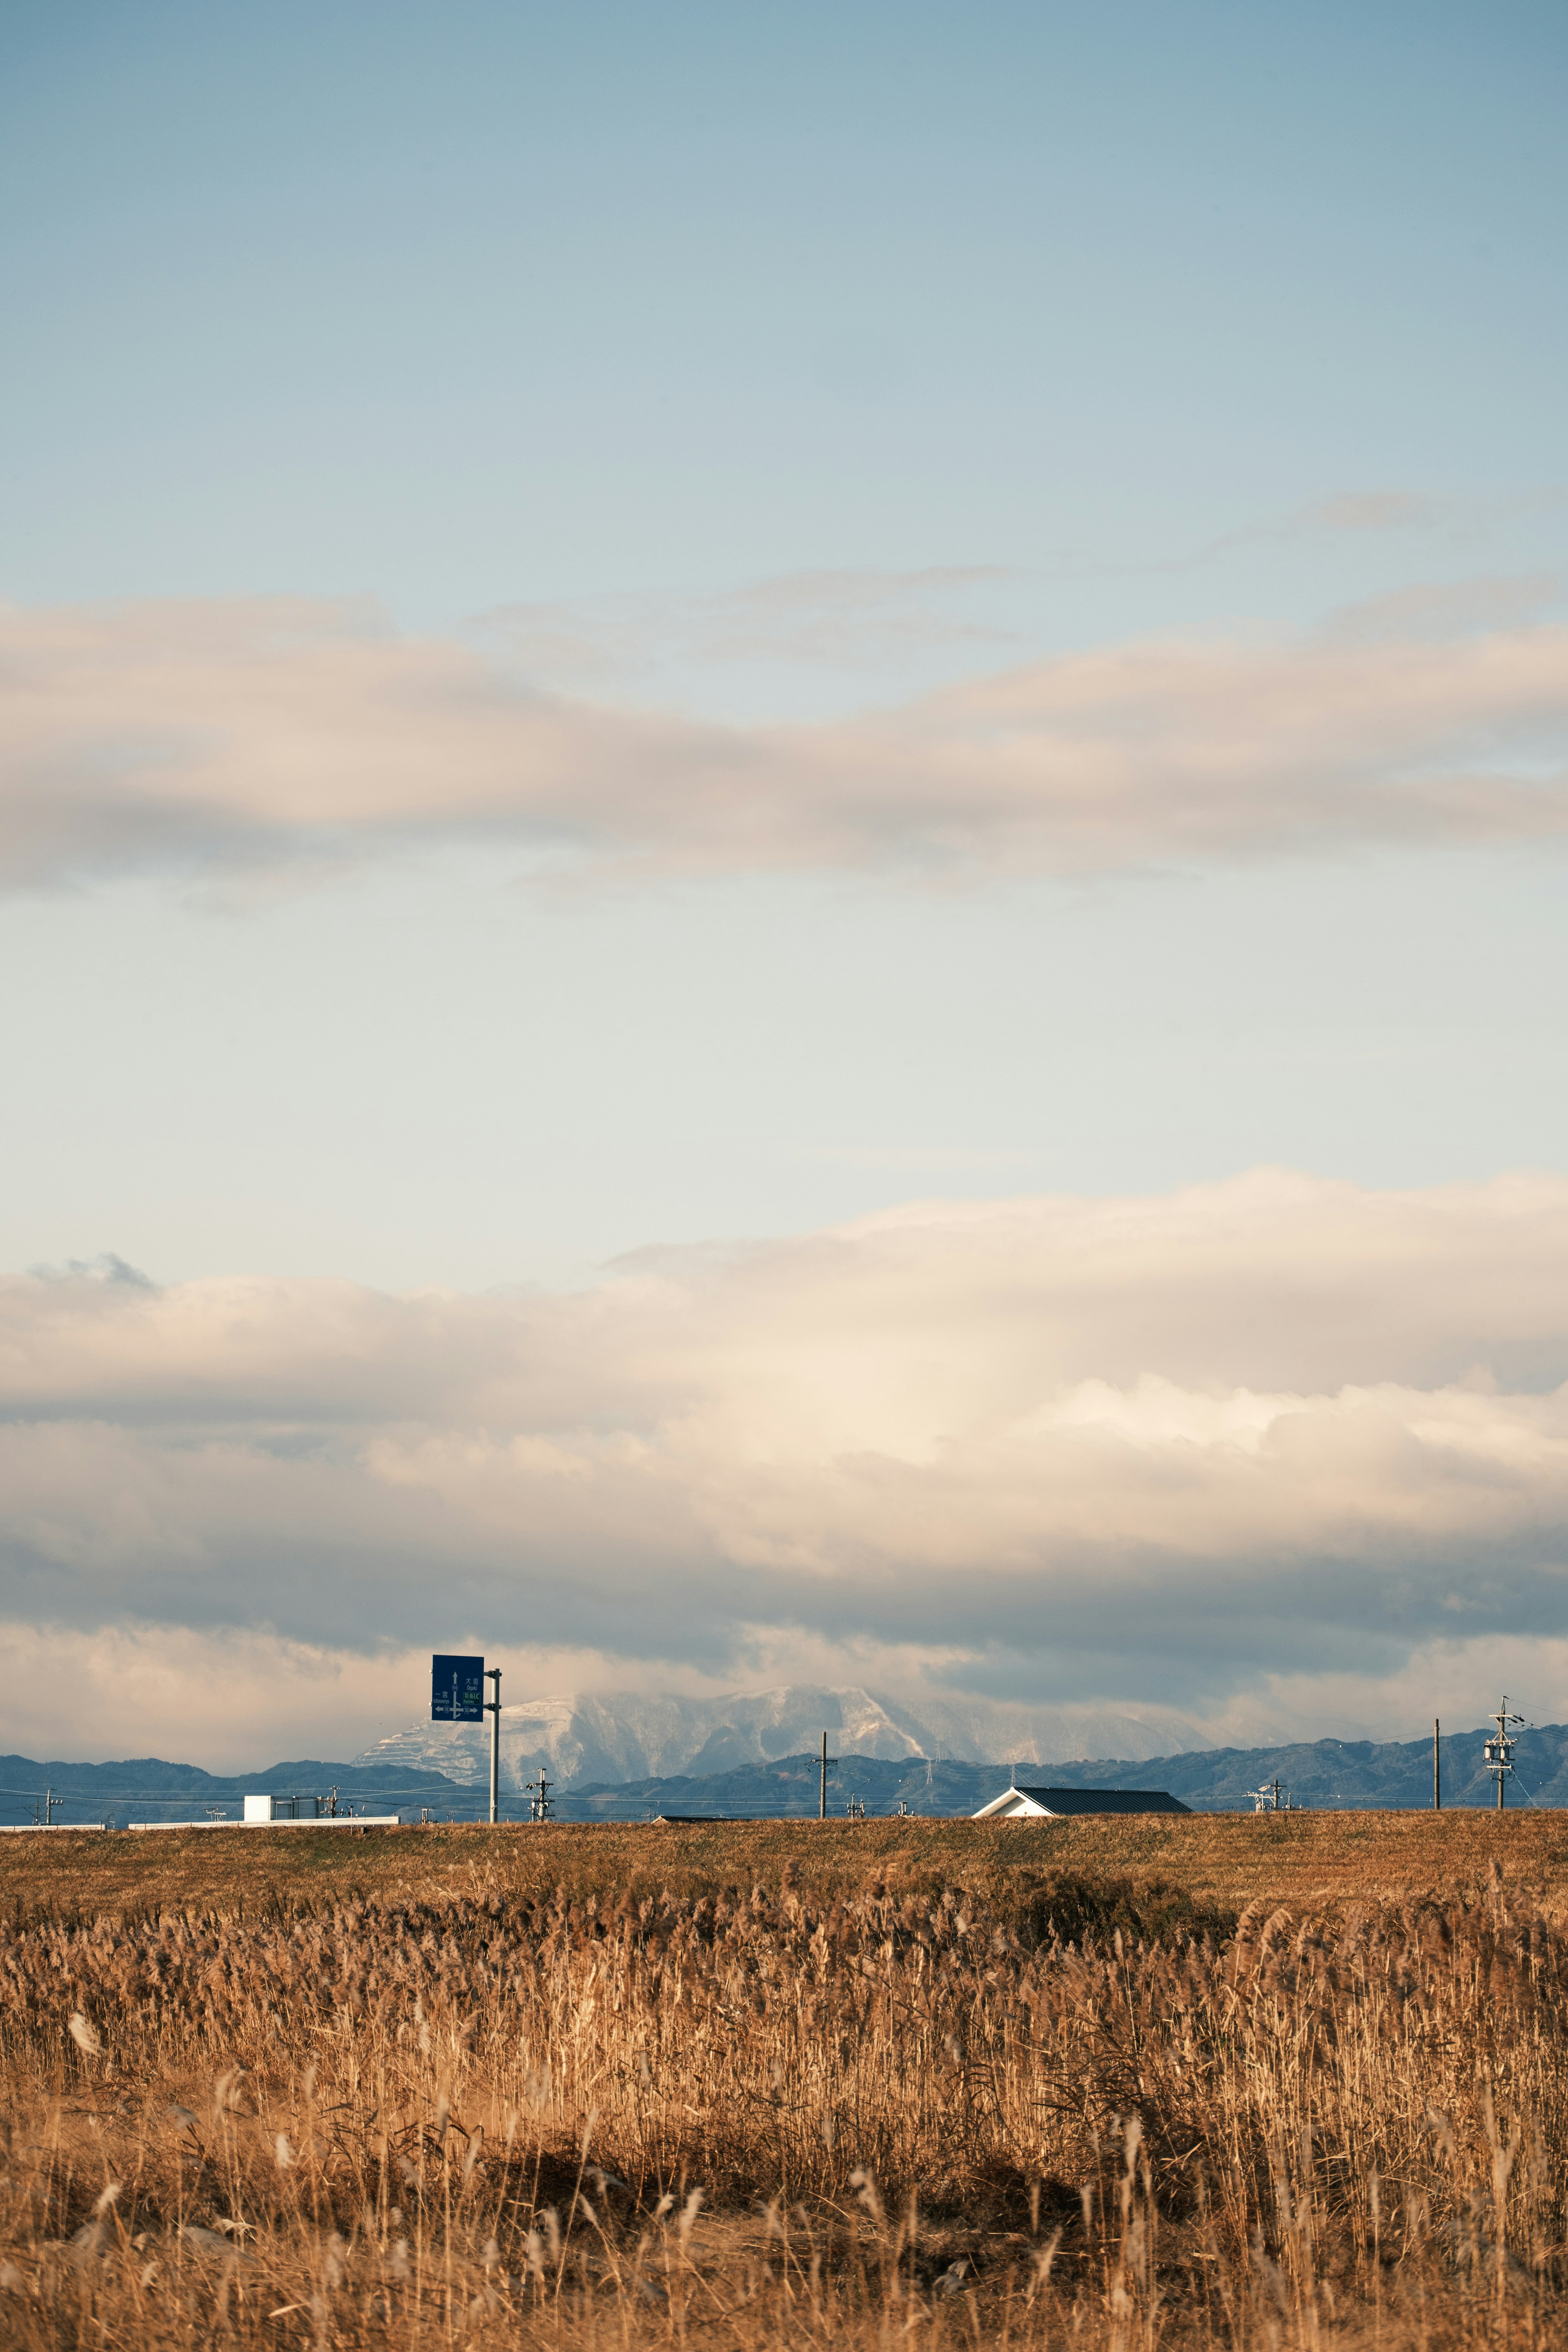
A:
[524, 1770, 552, 1822]
[485, 1666, 502, 1825]
[1484, 1697, 1524, 1811]
[1433, 1718, 1441, 1811]
[819, 1731, 837, 1822]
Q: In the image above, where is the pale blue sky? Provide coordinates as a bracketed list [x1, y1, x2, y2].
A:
[4, 847, 1568, 1292]
[3, 0, 1565, 637]
[7, 3, 1568, 1762]
[3, 0, 1566, 1289]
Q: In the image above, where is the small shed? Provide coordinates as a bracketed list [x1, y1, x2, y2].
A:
[972, 1784, 1190, 1820]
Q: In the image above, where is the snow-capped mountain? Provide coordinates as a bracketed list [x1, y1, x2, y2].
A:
[354, 1683, 1198, 1792]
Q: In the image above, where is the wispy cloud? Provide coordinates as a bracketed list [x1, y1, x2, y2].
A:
[1318, 575, 1560, 644]
[3, 594, 1568, 891]
[472, 566, 1019, 690]
[5, 1169, 1568, 1731]
[1310, 491, 1440, 535]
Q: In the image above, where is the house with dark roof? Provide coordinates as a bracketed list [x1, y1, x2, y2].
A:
[972, 1784, 1190, 1820]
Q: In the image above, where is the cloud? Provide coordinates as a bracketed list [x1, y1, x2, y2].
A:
[1321, 575, 1560, 644]
[473, 567, 1019, 690]
[1310, 491, 1440, 534]
[3, 595, 1568, 889]
[5, 1169, 1568, 1745]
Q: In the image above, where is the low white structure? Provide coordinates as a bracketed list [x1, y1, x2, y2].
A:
[128, 1804, 401, 1831]
[0, 1823, 111, 1835]
[973, 1783, 1190, 1820]
[974, 1787, 1060, 1820]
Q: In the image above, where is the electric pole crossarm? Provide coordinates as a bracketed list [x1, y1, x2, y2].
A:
[1483, 1697, 1526, 1812]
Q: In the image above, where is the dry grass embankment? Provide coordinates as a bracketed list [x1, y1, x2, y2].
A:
[3, 1812, 1568, 2347]
[6, 1804, 1567, 1930]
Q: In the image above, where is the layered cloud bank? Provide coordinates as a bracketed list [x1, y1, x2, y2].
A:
[5, 1169, 1568, 1756]
[2, 596, 1567, 887]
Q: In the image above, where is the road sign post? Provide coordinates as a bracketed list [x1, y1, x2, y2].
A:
[431, 1655, 485, 1723]
[430, 1656, 502, 1823]
[485, 1666, 502, 1825]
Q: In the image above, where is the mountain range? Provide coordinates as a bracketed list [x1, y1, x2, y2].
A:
[0, 1754, 471, 1829]
[352, 1682, 1199, 1792]
[553, 1724, 1563, 1817]
[5, 1704, 1559, 1828]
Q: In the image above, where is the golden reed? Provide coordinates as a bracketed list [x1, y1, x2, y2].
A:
[0, 1853, 1563, 2345]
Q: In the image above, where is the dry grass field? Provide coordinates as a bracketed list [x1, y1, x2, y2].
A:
[8, 1804, 1568, 1927]
[3, 1809, 1568, 2348]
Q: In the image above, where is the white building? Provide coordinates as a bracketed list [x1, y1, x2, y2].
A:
[972, 1783, 1190, 1820]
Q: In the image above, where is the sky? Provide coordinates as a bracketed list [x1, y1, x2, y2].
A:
[2, 0, 1568, 1768]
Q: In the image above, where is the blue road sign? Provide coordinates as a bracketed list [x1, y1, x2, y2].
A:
[432, 1654, 485, 1722]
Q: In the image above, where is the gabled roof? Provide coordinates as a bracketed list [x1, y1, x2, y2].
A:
[654, 1813, 764, 1823]
[972, 1785, 1191, 1820]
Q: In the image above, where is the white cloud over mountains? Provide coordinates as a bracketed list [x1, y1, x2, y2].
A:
[6, 1170, 1568, 1757]
[2, 595, 1566, 889]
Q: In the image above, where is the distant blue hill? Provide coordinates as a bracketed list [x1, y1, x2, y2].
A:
[2, 1718, 1555, 1827]
[0, 1754, 474, 1828]
[557, 1722, 1568, 1819]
